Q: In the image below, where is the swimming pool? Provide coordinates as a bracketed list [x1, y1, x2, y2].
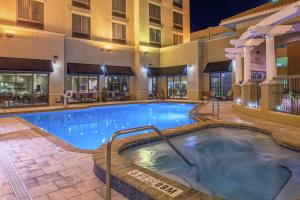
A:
[122, 127, 300, 200]
[20, 103, 196, 150]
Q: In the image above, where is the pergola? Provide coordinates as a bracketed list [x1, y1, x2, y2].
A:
[225, 1, 300, 85]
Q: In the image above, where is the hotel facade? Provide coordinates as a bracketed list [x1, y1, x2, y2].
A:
[0, 0, 193, 107]
[0, 0, 300, 126]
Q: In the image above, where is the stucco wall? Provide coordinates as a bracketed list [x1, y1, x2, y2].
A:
[160, 41, 200, 100]
[0, 25, 65, 105]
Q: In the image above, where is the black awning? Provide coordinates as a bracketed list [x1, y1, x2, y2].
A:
[67, 63, 103, 75]
[148, 65, 187, 76]
[204, 60, 232, 73]
[0, 57, 53, 72]
[104, 65, 134, 76]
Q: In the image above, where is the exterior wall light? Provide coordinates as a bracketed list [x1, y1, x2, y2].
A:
[5, 33, 14, 38]
[52, 55, 58, 64]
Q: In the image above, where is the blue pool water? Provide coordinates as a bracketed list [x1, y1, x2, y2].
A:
[122, 127, 300, 200]
[20, 103, 195, 150]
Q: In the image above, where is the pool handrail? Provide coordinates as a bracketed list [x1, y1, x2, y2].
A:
[105, 125, 193, 200]
[190, 98, 220, 122]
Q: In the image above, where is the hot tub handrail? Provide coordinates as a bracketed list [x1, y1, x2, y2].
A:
[106, 125, 193, 200]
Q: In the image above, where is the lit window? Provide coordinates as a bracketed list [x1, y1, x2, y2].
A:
[173, 0, 183, 9]
[112, 0, 126, 19]
[72, 14, 90, 39]
[173, 12, 183, 30]
[17, 0, 44, 29]
[276, 57, 288, 68]
[149, 4, 161, 24]
[149, 28, 161, 47]
[112, 23, 126, 43]
[173, 34, 183, 45]
[105, 76, 130, 92]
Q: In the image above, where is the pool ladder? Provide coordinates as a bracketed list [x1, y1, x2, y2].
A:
[105, 125, 193, 200]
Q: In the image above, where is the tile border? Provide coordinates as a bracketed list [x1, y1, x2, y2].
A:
[93, 121, 300, 200]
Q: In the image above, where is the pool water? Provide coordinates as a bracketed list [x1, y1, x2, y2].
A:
[20, 103, 195, 150]
[122, 127, 300, 200]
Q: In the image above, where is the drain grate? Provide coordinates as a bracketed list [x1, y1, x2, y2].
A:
[0, 147, 32, 200]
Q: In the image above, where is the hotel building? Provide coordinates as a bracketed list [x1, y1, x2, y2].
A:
[0, 0, 300, 128]
[0, 0, 192, 107]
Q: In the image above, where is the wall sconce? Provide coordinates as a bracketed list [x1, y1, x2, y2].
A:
[5, 33, 14, 38]
[52, 55, 58, 64]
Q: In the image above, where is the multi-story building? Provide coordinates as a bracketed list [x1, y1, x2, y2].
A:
[0, 0, 192, 107]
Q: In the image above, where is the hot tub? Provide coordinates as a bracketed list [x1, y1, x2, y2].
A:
[121, 127, 300, 200]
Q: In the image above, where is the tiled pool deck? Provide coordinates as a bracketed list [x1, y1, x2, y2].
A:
[0, 101, 300, 200]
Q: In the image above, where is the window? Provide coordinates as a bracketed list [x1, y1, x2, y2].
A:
[276, 45, 288, 68]
[173, 12, 183, 30]
[112, 0, 126, 19]
[173, 0, 183, 9]
[67, 75, 99, 102]
[72, 0, 90, 10]
[17, 0, 44, 29]
[0, 73, 49, 108]
[105, 76, 130, 92]
[112, 23, 126, 43]
[173, 34, 183, 45]
[72, 14, 90, 39]
[167, 75, 187, 99]
[149, 4, 161, 24]
[149, 28, 161, 47]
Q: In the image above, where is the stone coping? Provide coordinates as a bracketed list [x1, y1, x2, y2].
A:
[0, 100, 201, 115]
[93, 121, 300, 200]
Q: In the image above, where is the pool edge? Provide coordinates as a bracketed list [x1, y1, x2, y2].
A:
[93, 121, 300, 200]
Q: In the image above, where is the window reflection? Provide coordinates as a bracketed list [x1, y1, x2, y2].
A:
[0, 73, 49, 107]
[167, 75, 187, 99]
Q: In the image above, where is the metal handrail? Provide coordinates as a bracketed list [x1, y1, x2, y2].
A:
[105, 125, 193, 200]
[190, 98, 220, 121]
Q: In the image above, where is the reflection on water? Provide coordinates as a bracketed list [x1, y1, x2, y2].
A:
[20, 103, 195, 150]
[122, 127, 300, 200]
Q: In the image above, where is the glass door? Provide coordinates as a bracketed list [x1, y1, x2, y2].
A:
[210, 72, 232, 98]
[167, 75, 187, 99]
[148, 77, 158, 99]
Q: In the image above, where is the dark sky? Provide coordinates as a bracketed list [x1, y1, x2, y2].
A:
[190, 0, 270, 32]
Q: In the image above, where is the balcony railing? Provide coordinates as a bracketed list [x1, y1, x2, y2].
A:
[275, 76, 300, 115]
[249, 80, 262, 108]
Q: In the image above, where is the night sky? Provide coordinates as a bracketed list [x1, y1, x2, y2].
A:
[190, 0, 270, 32]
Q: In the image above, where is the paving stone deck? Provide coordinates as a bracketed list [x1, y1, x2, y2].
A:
[0, 117, 126, 200]
[0, 101, 300, 200]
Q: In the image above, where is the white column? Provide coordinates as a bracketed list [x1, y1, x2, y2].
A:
[243, 46, 251, 83]
[265, 35, 276, 83]
[235, 54, 243, 84]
